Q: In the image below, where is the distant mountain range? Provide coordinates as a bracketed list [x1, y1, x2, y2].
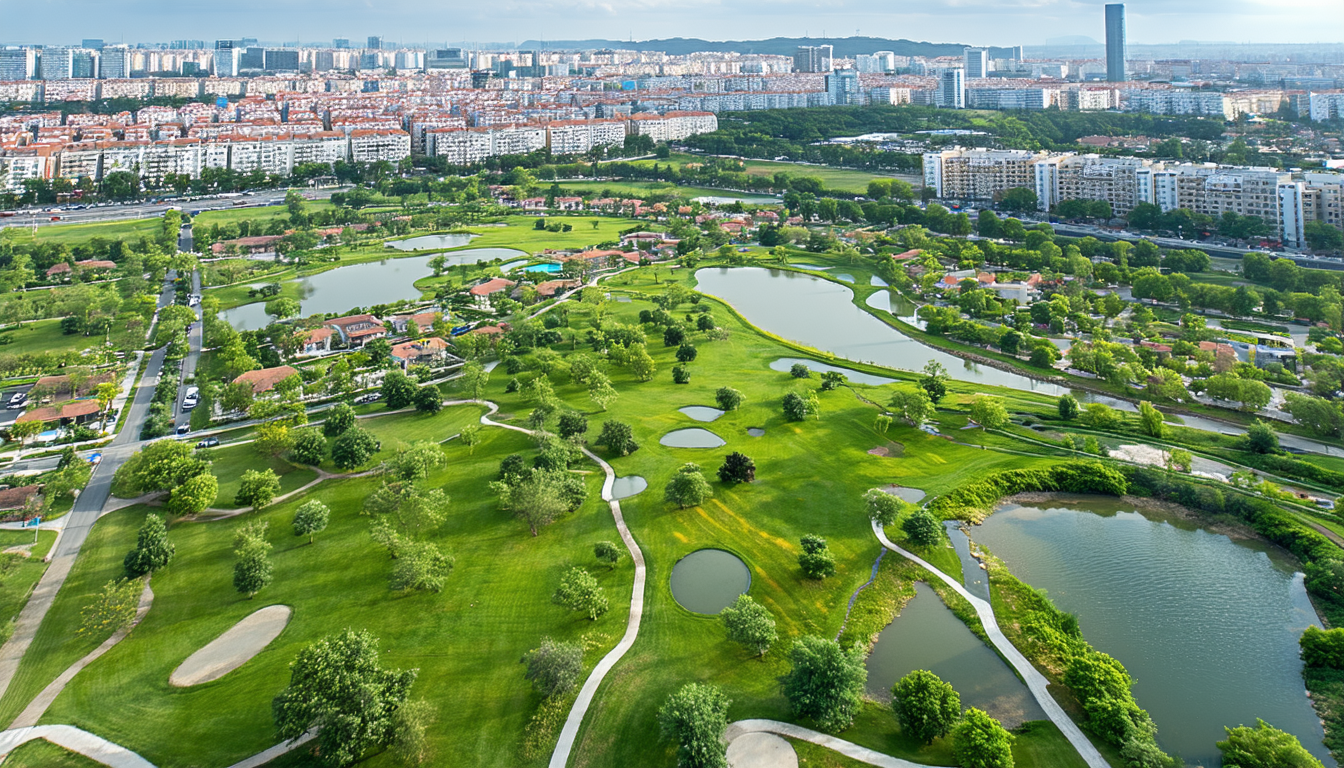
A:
[516, 36, 1019, 60]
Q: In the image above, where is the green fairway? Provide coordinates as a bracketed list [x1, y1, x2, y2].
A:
[191, 200, 335, 230]
[397, 214, 654, 255]
[22, 218, 163, 246]
[0, 317, 106, 358]
[550, 179, 777, 201]
[2, 738, 106, 767]
[198, 443, 320, 510]
[734, 158, 922, 194]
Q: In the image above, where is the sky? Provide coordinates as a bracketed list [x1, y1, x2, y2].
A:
[1, 0, 1341, 47]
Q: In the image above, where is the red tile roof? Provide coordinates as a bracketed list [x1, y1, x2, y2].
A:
[233, 365, 299, 394]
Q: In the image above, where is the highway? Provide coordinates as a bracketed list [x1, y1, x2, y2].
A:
[2, 187, 341, 231]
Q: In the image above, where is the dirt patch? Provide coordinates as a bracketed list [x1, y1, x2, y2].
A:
[170, 604, 292, 687]
[867, 446, 890, 457]
[867, 440, 904, 457]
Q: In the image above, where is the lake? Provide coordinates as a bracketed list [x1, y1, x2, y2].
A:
[386, 233, 477, 250]
[695, 267, 1066, 395]
[972, 496, 1330, 766]
[220, 250, 521, 330]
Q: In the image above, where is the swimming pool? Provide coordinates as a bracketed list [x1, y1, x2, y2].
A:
[525, 263, 563, 274]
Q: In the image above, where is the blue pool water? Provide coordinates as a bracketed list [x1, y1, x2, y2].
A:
[525, 263, 562, 274]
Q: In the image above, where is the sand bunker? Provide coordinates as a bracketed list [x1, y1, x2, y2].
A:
[170, 605, 291, 687]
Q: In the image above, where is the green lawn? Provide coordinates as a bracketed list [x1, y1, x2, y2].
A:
[735, 158, 922, 194]
[3, 737, 106, 767]
[191, 200, 335, 230]
[551, 179, 775, 201]
[196, 443, 319, 510]
[25, 218, 164, 246]
[395, 214, 654, 255]
[0, 530, 56, 630]
[0, 318, 104, 358]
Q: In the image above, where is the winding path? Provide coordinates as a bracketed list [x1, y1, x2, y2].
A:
[870, 521, 1108, 768]
[725, 720, 926, 768]
[441, 399, 648, 768]
[0, 725, 155, 767]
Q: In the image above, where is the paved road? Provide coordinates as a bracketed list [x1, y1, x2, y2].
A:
[176, 270, 203, 427]
[5, 188, 340, 231]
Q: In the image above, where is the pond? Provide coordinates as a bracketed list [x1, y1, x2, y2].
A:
[659, 428, 726, 449]
[386, 233, 477, 251]
[670, 549, 751, 614]
[881, 485, 926, 505]
[697, 268, 1066, 395]
[610, 476, 647, 500]
[1172, 413, 1344, 458]
[679, 406, 725, 422]
[220, 254, 439, 330]
[863, 289, 923, 329]
[972, 496, 1331, 766]
[747, 428, 765, 437]
[865, 582, 1043, 727]
[219, 249, 527, 330]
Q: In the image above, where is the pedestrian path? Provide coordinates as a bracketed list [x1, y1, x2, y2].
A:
[0, 725, 154, 767]
[725, 719, 925, 768]
[870, 521, 1108, 768]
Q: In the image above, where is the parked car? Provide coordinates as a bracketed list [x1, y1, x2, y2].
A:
[181, 386, 199, 411]
[6, 392, 27, 409]
[176, 424, 190, 435]
[196, 437, 219, 449]
[354, 393, 381, 405]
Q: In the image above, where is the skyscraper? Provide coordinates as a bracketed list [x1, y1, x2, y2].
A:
[938, 69, 965, 109]
[792, 45, 833, 73]
[367, 36, 383, 50]
[100, 45, 130, 79]
[0, 47, 37, 81]
[825, 70, 860, 105]
[963, 47, 988, 79]
[1105, 3, 1127, 83]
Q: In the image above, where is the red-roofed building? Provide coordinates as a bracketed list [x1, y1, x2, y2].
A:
[891, 249, 923, 262]
[16, 399, 102, 426]
[299, 328, 333, 357]
[389, 310, 440, 335]
[389, 337, 456, 370]
[323, 314, 385, 346]
[210, 235, 285, 255]
[233, 365, 299, 394]
[470, 278, 516, 308]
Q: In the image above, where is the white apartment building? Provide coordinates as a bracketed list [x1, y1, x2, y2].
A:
[923, 148, 1047, 200]
[1308, 92, 1344, 122]
[1124, 90, 1231, 119]
[626, 111, 718, 142]
[1033, 154, 1154, 215]
[966, 88, 1057, 111]
[348, 129, 411, 164]
[545, 119, 626, 154]
[142, 139, 203, 180]
[426, 127, 494, 165]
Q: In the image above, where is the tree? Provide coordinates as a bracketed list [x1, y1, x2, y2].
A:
[717, 452, 756, 484]
[390, 541, 454, 592]
[459, 360, 490, 399]
[1083, 403, 1122, 431]
[235, 469, 281, 509]
[952, 709, 1016, 768]
[798, 534, 836, 579]
[665, 463, 712, 509]
[782, 391, 811, 422]
[494, 471, 569, 536]
[864, 489, 905, 526]
[1138, 401, 1165, 439]
[1057, 394, 1079, 421]
[1217, 719, 1323, 768]
[459, 424, 482, 454]
[233, 524, 273, 598]
[715, 387, 744, 411]
[524, 637, 584, 698]
[672, 364, 692, 384]
[902, 509, 942, 546]
[1000, 186, 1037, 212]
[919, 361, 948, 403]
[273, 629, 418, 768]
[8, 420, 43, 452]
[291, 428, 327, 466]
[892, 670, 961, 745]
[791, 362, 811, 378]
[676, 344, 698, 363]
[253, 421, 295, 458]
[719, 594, 777, 657]
[166, 473, 217, 517]
[558, 411, 588, 442]
[596, 420, 639, 456]
[123, 513, 174, 577]
[594, 541, 623, 569]
[413, 386, 442, 414]
[658, 683, 731, 768]
[970, 397, 1009, 430]
[333, 428, 379, 469]
[265, 297, 301, 320]
[890, 388, 934, 427]
[293, 500, 330, 544]
[381, 368, 416, 411]
[554, 566, 609, 620]
[114, 440, 210, 495]
[782, 636, 867, 732]
[1245, 420, 1279, 454]
[323, 402, 356, 437]
[628, 344, 657, 382]
[78, 578, 143, 639]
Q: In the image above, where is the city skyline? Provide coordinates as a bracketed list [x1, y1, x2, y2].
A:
[1, 0, 1342, 49]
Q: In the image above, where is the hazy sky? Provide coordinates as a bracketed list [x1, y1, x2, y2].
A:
[2, 0, 1341, 47]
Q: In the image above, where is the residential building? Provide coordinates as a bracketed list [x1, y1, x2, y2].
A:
[793, 45, 833, 74]
[299, 328, 334, 356]
[963, 48, 989, 79]
[99, 46, 130, 79]
[937, 69, 965, 109]
[389, 337, 456, 370]
[923, 147, 1047, 200]
[0, 47, 37, 81]
[233, 365, 300, 394]
[323, 314, 386, 346]
[1105, 3, 1127, 82]
[545, 119, 626, 155]
[825, 70, 860, 106]
[1309, 92, 1344, 122]
[264, 49, 300, 72]
[40, 47, 76, 80]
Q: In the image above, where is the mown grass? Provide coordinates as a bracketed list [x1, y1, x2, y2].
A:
[3, 737, 106, 767]
[0, 530, 56, 630]
[25, 218, 163, 245]
[37, 420, 623, 768]
[197, 443, 319, 510]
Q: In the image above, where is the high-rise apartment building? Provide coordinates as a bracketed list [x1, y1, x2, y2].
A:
[793, 45, 833, 73]
[367, 36, 383, 50]
[71, 49, 98, 79]
[40, 47, 75, 80]
[264, 49, 300, 72]
[937, 69, 965, 109]
[334, 38, 350, 49]
[427, 48, 468, 70]
[1105, 3, 1127, 83]
[81, 39, 104, 51]
[825, 70, 860, 106]
[963, 47, 989, 79]
[240, 47, 265, 71]
[214, 40, 242, 77]
[100, 45, 130, 79]
[0, 47, 37, 81]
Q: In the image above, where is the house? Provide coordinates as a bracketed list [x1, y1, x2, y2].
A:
[534, 279, 581, 298]
[389, 310, 440, 335]
[299, 328, 334, 357]
[992, 282, 1032, 303]
[389, 337, 457, 370]
[16, 399, 103, 426]
[32, 372, 114, 401]
[468, 323, 509, 337]
[233, 365, 300, 394]
[45, 260, 118, 279]
[469, 278, 516, 309]
[1253, 345, 1295, 369]
[210, 235, 285, 256]
[554, 197, 584, 211]
[323, 314, 386, 347]
[0, 484, 42, 519]
[519, 197, 546, 211]
[891, 249, 923, 262]
[562, 249, 624, 265]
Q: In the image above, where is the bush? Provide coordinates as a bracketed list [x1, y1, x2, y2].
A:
[782, 636, 866, 732]
[657, 683, 731, 768]
[790, 363, 811, 378]
[333, 428, 379, 469]
[902, 509, 942, 546]
[798, 534, 836, 579]
[524, 637, 583, 698]
[124, 514, 174, 577]
[323, 402, 356, 437]
[672, 364, 691, 384]
[715, 387, 744, 411]
[717, 452, 755, 484]
[1300, 626, 1344, 669]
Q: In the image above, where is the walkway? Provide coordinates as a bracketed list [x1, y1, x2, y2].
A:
[10, 580, 154, 729]
[439, 399, 648, 768]
[870, 521, 1108, 768]
[725, 720, 926, 768]
[0, 725, 154, 767]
